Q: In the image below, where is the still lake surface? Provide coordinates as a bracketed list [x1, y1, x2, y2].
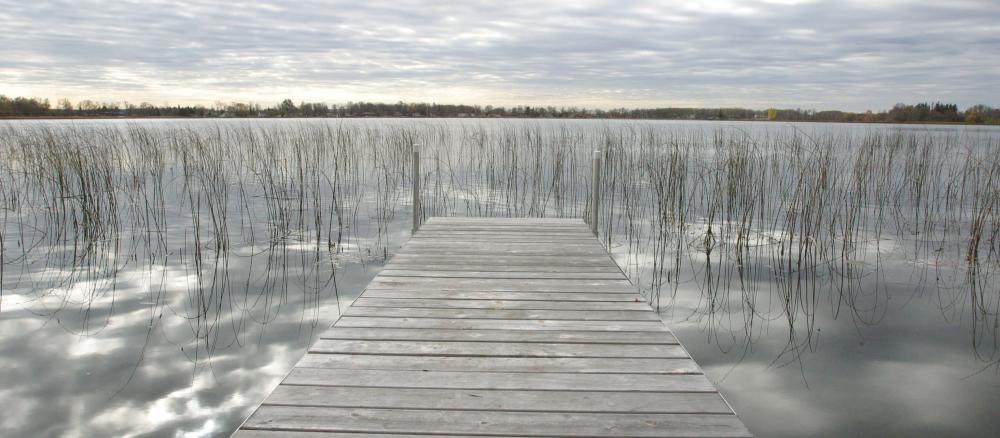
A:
[1, 118, 999, 437]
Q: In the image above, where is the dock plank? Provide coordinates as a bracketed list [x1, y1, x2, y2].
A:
[382, 263, 624, 273]
[263, 386, 733, 413]
[242, 406, 751, 437]
[367, 277, 635, 293]
[335, 317, 667, 331]
[309, 339, 688, 358]
[351, 297, 653, 310]
[386, 254, 616, 266]
[360, 290, 644, 301]
[296, 354, 700, 373]
[319, 327, 678, 344]
[282, 368, 716, 392]
[377, 269, 627, 280]
[342, 307, 662, 321]
[237, 217, 749, 437]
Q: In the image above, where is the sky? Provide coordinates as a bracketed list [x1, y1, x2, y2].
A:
[1, 0, 998, 111]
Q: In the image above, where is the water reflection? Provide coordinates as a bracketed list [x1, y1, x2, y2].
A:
[1, 119, 999, 436]
[1, 231, 391, 435]
[0, 118, 413, 435]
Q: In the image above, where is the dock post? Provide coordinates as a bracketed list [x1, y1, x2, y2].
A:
[591, 150, 601, 236]
[412, 146, 420, 233]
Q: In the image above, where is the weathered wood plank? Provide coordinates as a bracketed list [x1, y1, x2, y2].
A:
[399, 243, 607, 251]
[352, 297, 651, 311]
[427, 217, 585, 221]
[413, 231, 596, 237]
[362, 286, 637, 294]
[404, 241, 602, 248]
[360, 290, 644, 301]
[343, 307, 661, 321]
[296, 354, 700, 373]
[367, 278, 634, 293]
[395, 249, 610, 257]
[418, 226, 592, 233]
[235, 431, 437, 438]
[411, 239, 600, 245]
[402, 238, 598, 245]
[410, 231, 594, 243]
[423, 225, 588, 229]
[282, 368, 714, 392]
[367, 279, 633, 288]
[387, 254, 616, 266]
[309, 339, 688, 358]
[382, 263, 624, 273]
[420, 223, 587, 229]
[319, 327, 678, 344]
[426, 217, 585, 223]
[416, 230, 592, 236]
[377, 270, 627, 280]
[264, 386, 733, 413]
[418, 226, 591, 232]
[418, 225, 591, 230]
[399, 241, 605, 248]
[421, 223, 588, 228]
[336, 316, 667, 331]
[416, 228, 592, 232]
[242, 406, 751, 437]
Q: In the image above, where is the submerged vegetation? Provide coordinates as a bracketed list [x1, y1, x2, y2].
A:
[1, 119, 1000, 369]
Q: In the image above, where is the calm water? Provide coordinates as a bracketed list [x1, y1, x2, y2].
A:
[1, 118, 999, 437]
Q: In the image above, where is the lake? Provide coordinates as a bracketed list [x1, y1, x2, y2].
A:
[1, 118, 999, 437]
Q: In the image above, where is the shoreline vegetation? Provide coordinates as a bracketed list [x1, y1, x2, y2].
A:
[1, 95, 998, 125]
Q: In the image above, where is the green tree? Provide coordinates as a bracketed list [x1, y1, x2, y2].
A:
[279, 99, 297, 115]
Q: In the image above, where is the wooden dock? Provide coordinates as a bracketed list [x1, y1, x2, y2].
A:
[236, 217, 751, 437]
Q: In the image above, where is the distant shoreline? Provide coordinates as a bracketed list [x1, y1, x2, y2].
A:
[4, 96, 997, 124]
[0, 115, 994, 126]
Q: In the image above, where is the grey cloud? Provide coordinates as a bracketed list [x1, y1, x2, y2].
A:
[1, 0, 998, 110]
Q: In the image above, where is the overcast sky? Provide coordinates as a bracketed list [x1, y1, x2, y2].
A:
[1, 0, 997, 111]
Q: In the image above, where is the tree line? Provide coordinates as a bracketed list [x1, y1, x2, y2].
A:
[1, 95, 998, 124]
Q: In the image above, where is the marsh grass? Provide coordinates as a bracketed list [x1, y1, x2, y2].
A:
[1, 119, 999, 368]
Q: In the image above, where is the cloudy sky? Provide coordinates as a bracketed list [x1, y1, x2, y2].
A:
[1, 0, 998, 111]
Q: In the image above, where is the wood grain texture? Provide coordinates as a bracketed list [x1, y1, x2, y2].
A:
[342, 306, 662, 321]
[263, 386, 733, 413]
[295, 354, 700, 373]
[377, 269, 627, 279]
[351, 297, 653, 310]
[360, 290, 645, 301]
[237, 217, 750, 437]
[387, 254, 616, 266]
[383, 263, 624, 273]
[367, 277, 635, 293]
[335, 317, 668, 331]
[319, 327, 678, 344]
[242, 406, 751, 437]
[308, 339, 688, 358]
[281, 368, 717, 391]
